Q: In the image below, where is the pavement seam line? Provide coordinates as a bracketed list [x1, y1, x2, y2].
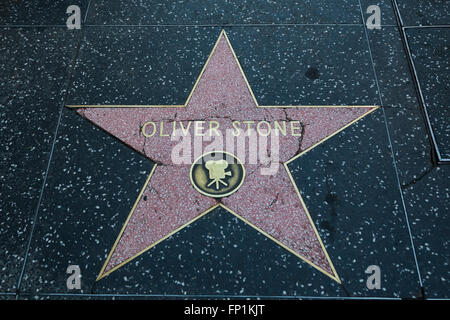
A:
[358, 0, 424, 290]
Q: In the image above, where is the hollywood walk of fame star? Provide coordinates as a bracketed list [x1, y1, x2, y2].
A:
[68, 30, 379, 283]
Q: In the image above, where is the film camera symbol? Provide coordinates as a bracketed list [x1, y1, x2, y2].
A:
[190, 151, 245, 198]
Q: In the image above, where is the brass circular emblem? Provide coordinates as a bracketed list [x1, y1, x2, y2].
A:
[190, 151, 245, 198]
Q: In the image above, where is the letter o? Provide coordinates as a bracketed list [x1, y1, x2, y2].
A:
[142, 121, 156, 137]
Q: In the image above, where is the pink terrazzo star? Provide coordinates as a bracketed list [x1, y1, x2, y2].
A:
[71, 30, 378, 282]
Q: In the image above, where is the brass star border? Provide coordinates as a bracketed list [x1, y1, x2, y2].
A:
[67, 30, 380, 284]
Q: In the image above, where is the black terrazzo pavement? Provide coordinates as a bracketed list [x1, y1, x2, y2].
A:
[402, 166, 449, 299]
[0, 0, 91, 25]
[405, 27, 450, 160]
[365, 26, 432, 185]
[288, 109, 421, 298]
[226, 26, 379, 106]
[0, 0, 448, 299]
[397, 0, 450, 26]
[85, 0, 362, 25]
[67, 27, 221, 105]
[365, 20, 450, 297]
[0, 27, 79, 293]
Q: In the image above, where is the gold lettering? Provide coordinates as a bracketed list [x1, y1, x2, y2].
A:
[256, 121, 271, 136]
[195, 121, 205, 136]
[142, 119, 302, 138]
[232, 121, 241, 136]
[273, 121, 287, 136]
[142, 121, 156, 137]
[243, 120, 254, 136]
[209, 121, 220, 136]
[179, 121, 192, 136]
[290, 121, 302, 137]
